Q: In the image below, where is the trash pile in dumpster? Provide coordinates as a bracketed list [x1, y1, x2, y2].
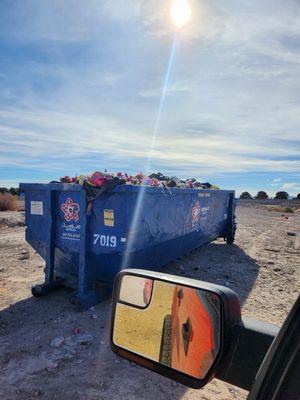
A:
[59, 171, 219, 190]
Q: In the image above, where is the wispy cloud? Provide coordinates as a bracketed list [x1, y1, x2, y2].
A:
[0, 0, 300, 193]
[281, 182, 300, 191]
[1, 106, 299, 177]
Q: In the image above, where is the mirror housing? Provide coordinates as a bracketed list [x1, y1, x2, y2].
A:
[110, 269, 242, 389]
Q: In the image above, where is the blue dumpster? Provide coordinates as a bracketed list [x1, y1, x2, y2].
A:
[19, 183, 236, 308]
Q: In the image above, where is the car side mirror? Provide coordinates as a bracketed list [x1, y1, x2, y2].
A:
[110, 269, 242, 388]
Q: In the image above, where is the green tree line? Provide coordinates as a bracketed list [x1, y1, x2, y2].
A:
[240, 191, 300, 200]
[0, 187, 21, 196]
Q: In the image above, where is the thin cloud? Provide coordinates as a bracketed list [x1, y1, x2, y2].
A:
[281, 182, 300, 190]
[1, 0, 300, 193]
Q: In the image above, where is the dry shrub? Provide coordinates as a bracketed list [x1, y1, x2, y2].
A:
[268, 205, 296, 213]
[272, 206, 284, 212]
[0, 193, 18, 211]
[283, 207, 294, 213]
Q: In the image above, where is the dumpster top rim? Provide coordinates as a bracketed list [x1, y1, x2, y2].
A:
[19, 182, 235, 195]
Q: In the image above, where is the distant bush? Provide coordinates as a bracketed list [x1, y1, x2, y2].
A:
[0, 193, 18, 211]
[283, 207, 294, 213]
[255, 191, 268, 199]
[275, 191, 289, 200]
[269, 205, 297, 213]
[9, 187, 20, 196]
[0, 187, 20, 195]
[240, 192, 252, 199]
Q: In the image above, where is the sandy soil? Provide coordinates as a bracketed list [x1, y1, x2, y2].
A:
[0, 204, 299, 400]
[114, 281, 174, 361]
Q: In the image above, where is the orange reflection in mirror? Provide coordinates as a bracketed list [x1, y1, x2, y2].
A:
[143, 278, 154, 305]
[167, 286, 220, 378]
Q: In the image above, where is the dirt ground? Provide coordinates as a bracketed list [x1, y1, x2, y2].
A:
[0, 203, 299, 400]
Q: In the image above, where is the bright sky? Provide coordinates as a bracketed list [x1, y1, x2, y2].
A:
[0, 0, 300, 196]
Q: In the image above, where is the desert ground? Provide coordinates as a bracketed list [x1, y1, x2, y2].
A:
[0, 201, 299, 400]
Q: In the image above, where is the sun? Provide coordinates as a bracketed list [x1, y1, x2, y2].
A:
[170, 0, 191, 28]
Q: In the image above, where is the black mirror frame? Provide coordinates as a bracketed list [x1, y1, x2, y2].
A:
[110, 269, 242, 389]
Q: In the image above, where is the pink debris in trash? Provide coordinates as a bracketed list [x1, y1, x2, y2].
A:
[59, 171, 219, 191]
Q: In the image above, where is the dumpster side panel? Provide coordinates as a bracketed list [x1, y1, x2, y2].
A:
[84, 189, 232, 284]
[21, 184, 235, 292]
[85, 191, 128, 282]
[23, 190, 51, 259]
[54, 191, 85, 278]
[21, 185, 84, 280]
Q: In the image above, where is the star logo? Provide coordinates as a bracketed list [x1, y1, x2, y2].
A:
[61, 197, 80, 222]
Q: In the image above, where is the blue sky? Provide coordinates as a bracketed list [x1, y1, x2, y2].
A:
[0, 0, 300, 197]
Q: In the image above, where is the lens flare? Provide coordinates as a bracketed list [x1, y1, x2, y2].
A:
[171, 0, 191, 28]
[121, 36, 179, 269]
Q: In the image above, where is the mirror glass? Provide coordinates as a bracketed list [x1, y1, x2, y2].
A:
[113, 275, 221, 379]
[119, 275, 153, 308]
